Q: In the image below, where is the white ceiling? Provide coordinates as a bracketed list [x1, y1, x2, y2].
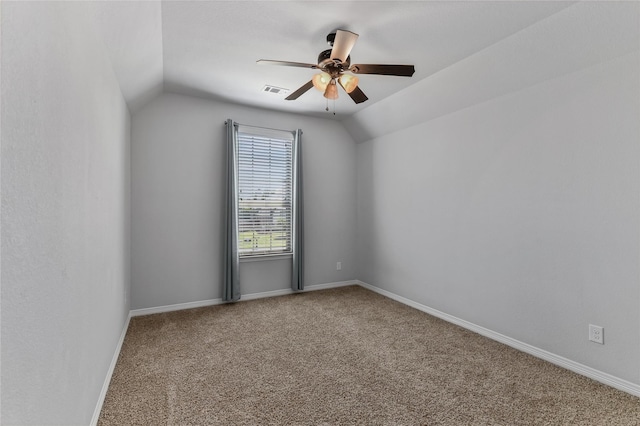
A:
[92, 1, 635, 119]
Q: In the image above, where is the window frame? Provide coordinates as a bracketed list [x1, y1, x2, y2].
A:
[236, 127, 295, 259]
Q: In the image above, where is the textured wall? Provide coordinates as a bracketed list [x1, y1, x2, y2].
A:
[131, 93, 357, 309]
[1, 2, 131, 424]
[356, 51, 640, 384]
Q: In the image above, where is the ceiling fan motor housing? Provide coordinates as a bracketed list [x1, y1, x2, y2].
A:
[317, 49, 351, 74]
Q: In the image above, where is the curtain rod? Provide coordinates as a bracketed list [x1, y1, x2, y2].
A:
[225, 121, 302, 135]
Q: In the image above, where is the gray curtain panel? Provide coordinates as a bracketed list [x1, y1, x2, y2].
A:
[223, 119, 240, 301]
[292, 129, 304, 291]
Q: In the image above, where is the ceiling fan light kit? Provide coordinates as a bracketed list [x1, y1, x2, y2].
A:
[312, 72, 331, 92]
[257, 29, 415, 109]
[338, 74, 358, 94]
[324, 79, 339, 100]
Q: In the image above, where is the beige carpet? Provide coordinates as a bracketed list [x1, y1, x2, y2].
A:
[99, 286, 639, 425]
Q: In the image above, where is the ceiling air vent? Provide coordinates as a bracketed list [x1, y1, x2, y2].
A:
[262, 85, 289, 95]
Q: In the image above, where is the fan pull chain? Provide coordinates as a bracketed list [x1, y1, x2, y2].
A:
[325, 98, 336, 115]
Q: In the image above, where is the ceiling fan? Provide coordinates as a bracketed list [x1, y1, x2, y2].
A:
[257, 30, 415, 105]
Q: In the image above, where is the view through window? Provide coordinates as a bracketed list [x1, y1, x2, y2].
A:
[237, 130, 293, 256]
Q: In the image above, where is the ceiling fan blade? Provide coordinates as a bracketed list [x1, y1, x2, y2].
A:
[350, 64, 415, 77]
[257, 59, 318, 69]
[330, 30, 359, 63]
[347, 86, 368, 104]
[285, 80, 314, 100]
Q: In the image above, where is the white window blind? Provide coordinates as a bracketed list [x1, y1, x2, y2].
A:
[237, 130, 293, 257]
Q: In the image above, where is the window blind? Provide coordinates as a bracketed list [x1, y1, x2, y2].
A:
[237, 132, 293, 256]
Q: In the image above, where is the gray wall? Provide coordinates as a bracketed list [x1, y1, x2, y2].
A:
[355, 49, 639, 384]
[131, 93, 357, 309]
[2, 4, 637, 424]
[1, 2, 131, 425]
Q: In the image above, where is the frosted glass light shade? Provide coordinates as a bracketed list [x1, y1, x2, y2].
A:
[324, 80, 339, 100]
[338, 74, 359, 93]
[312, 72, 331, 92]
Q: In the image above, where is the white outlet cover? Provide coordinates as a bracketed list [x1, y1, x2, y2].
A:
[589, 324, 604, 344]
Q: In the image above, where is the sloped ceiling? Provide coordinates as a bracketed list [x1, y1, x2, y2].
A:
[92, 1, 164, 112]
[93, 1, 638, 122]
[343, 1, 640, 142]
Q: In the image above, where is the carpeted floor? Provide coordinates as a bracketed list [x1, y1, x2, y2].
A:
[99, 286, 640, 425]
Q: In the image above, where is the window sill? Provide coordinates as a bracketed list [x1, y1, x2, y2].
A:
[240, 253, 293, 263]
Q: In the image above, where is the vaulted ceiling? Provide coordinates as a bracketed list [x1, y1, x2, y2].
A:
[90, 1, 638, 120]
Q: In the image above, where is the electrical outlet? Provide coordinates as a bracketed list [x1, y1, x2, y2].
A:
[589, 324, 604, 344]
[336, 262, 342, 271]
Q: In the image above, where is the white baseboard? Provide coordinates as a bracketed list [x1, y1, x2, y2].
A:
[130, 297, 225, 317]
[242, 280, 357, 301]
[356, 280, 640, 398]
[130, 280, 358, 317]
[90, 313, 131, 426]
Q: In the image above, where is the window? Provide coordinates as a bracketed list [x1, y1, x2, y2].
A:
[237, 129, 293, 257]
